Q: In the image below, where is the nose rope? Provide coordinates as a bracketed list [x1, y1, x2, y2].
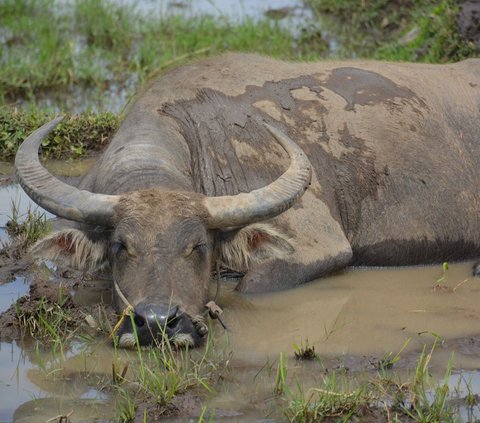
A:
[109, 268, 226, 340]
[203, 262, 227, 330]
[109, 280, 134, 339]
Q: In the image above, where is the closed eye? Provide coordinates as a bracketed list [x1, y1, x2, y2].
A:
[111, 241, 126, 255]
[184, 242, 207, 257]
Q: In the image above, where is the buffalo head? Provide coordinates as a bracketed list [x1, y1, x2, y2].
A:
[15, 117, 311, 348]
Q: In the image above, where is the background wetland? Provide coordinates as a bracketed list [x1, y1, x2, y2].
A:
[1, 0, 480, 422]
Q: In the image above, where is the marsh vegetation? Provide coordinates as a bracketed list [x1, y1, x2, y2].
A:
[0, 0, 479, 421]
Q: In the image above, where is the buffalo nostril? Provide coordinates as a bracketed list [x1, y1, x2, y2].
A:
[133, 314, 145, 328]
[133, 303, 180, 331]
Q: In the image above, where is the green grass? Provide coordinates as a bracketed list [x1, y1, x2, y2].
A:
[14, 288, 74, 357]
[375, 1, 477, 63]
[1, 0, 477, 160]
[112, 324, 230, 421]
[282, 342, 463, 422]
[6, 199, 51, 249]
[0, 0, 320, 107]
[0, 109, 118, 160]
[310, 0, 477, 62]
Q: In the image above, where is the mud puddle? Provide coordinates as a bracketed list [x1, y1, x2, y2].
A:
[0, 340, 114, 423]
[0, 277, 30, 314]
[4, 260, 480, 421]
[195, 261, 480, 420]
[223, 262, 480, 361]
[2, 173, 480, 420]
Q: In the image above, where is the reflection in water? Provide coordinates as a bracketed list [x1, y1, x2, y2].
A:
[0, 184, 55, 228]
[0, 342, 42, 423]
[0, 341, 114, 423]
[0, 278, 30, 314]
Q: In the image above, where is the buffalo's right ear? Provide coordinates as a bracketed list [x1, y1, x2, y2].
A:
[31, 228, 109, 271]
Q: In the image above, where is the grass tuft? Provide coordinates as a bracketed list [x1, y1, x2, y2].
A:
[112, 320, 230, 421]
[0, 108, 118, 160]
[5, 199, 51, 250]
[294, 339, 318, 361]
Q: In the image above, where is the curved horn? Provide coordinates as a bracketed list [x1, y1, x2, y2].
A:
[205, 122, 312, 228]
[15, 117, 119, 226]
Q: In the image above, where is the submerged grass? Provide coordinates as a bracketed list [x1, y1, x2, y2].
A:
[274, 341, 478, 423]
[281, 340, 467, 422]
[111, 323, 231, 421]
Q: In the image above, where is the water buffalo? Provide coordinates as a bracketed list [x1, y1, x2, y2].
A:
[15, 53, 480, 348]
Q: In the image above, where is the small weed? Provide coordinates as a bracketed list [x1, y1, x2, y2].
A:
[274, 352, 288, 395]
[285, 371, 368, 422]
[6, 199, 51, 250]
[436, 262, 449, 284]
[111, 320, 230, 421]
[401, 345, 455, 421]
[15, 286, 75, 350]
[115, 386, 137, 422]
[294, 339, 318, 361]
[284, 341, 467, 422]
[376, 338, 411, 371]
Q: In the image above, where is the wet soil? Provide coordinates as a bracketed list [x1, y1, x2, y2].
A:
[0, 260, 116, 342]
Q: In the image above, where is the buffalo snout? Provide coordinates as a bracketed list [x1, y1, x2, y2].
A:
[117, 301, 205, 348]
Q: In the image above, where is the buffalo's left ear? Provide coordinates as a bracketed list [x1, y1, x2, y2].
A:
[215, 223, 294, 273]
[30, 228, 110, 271]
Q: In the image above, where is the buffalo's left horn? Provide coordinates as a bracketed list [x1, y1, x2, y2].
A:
[204, 122, 312, 228]
[15, 117, 119, 226]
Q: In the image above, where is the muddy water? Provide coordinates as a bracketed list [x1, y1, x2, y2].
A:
[2, 262, 480, 421]
[2, 171, 480, 420]
[0, 341, 114, 423]
[199, 262, 480, 419]
[224, 263, 480, 361]
[0, 160, 93, 244]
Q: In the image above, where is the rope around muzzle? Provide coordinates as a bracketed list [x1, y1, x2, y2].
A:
[109, 280, 134, 339]
[109, 268, 227, 339]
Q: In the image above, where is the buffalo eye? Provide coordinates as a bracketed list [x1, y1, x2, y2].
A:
[184, 242, 207, 257]
[111, 241, 126, 256]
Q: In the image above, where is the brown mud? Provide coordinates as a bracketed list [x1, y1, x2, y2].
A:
[0, 259, 117, 342]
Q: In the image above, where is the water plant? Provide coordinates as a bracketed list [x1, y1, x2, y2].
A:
[293, 339, 318, 361]
[275, 352, 288, 395]
[5, 199, 51, 249]
[111, 319, 231, 421]
[281, 340, 469, 422]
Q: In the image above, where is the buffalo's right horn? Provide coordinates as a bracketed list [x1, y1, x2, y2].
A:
[204, 122, 312, 228]
[15, 117, 119, 227]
